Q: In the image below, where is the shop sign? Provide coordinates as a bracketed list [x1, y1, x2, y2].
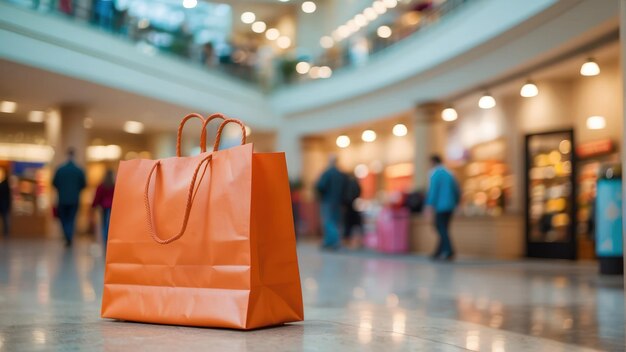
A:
[576, 139, 614, 159]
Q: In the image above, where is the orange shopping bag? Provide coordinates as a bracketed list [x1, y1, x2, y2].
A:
[101, 113, 304, 329]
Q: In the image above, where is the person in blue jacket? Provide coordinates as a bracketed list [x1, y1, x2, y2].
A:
[426, 155, 460, 260]
[316, 155, 347, 250]
[53, 148, 86, 247]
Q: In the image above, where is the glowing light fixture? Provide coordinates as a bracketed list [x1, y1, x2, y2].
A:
[0, 101, 17, 113]
[392, 123, 408, 137]
[252, 21, 266, 33]
[347, 20, 359, 32]
[520, 81, 539, 97]
[265, 28, 280, 40]
[441, 107, 458, 121]
[377, 25, 392, 38]
[309, 66, 320, 79]
[295, 62, 311, 74]
[320, 36, 334, 48]
[336, 135, 350, 148]
[383, 0, 398, 8]
[318, 66, 332, 79]
[182, 0, 197, 9]
[361, 129, 377, 142]
[354, 14, 368, 27]
[354, 164, 369, 179]
[337, 25, 350, 39]
[586, 115, 606, 130]
[241, 12, 255, 24]
[364, 7, 378, 21]
[302, 1, 316, 13]
[580, 58, 600, 76]
[478, 93, 496, 109]
[123, 121, 144, 134]
[373, 1, 387, 14]
[28, 111, 45, 123]
[277, 36, 291, 49]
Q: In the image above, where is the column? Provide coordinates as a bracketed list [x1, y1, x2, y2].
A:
[46, 105, 88, 167]
[412, 102, 443, 190]
[277, 126, 303, 182]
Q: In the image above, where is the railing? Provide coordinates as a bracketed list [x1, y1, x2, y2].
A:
[2, 0, 471, 90]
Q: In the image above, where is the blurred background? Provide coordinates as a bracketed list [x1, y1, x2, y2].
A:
[0, 0, 623, 263]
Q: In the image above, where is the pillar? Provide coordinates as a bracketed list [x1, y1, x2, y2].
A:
[277, 126, 303, 182]
[412, 102, 443, 190]
[46, 105, 88, 167]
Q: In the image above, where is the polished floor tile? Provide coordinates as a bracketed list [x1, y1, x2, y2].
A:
[0, 238, 623, 351]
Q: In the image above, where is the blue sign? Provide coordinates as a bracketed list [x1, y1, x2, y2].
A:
[595, 179, 623, 257]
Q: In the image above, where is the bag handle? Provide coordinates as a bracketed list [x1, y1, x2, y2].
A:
[213, 118, 247, 152]
[176, 113, 206, 157]
[143, 154, 213, 244]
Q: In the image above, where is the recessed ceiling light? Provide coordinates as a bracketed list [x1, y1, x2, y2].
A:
[28, 110, 45, 123]
[182, 0, 197, 9]
[277, 36, 291, 49]
[124, 121, 144, 134]
[296, 62, 311, 74]
[252, 21, 267, 33]
[377, 26, 392, 38]
[0, 101, 17, 113]
[241, 12, 255, 24]
[302, 1, 316, 13]
[265, 28, 280, 40]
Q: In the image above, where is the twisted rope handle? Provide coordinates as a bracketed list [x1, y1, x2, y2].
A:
[176, 113, 206, 157]
[213, 118, 247, 152]
[144, 154, 213, 244]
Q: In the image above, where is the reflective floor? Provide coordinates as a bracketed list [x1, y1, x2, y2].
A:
[0, 238, 624, 351]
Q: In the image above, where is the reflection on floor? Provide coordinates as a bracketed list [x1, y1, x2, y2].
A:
[0, 238, 623, 351]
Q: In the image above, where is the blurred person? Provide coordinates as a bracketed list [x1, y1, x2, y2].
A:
[316, 155, 347, 250]
[53, 148, 87, 247]
[91, 169, 115, 249]
[0, 168, 11, 238]
[343, 174, 363, 248]
[425, 155, 460, 260]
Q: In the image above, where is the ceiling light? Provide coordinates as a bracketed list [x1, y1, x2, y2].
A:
[377, 25, 392, 38]
[383, 0, 398, 8]
[580, 58, 600, 76]
[318, 66, 332, 79]
[364, 8, 378, 21]
[392, 124, 408, 137]
[0, 101, 17, 113]
[182, 0, 197, 9]
[302, 1, 316, 13]
[520, 81, 539, 97]
[586, 115, 606, 130]
[123, 121, 144, 134]
[373, 1, 387, 14]
[241, 12, 255, 24]
[28, 111, 45, 123]
[277, 36, 291, 49]
[265, 28, 280, 40]
[337, 25, 350, 39]
[362, 130, 377, 142]
[320, 36, 334, 48]
[336, 135, 350, 148]
[296, 61, 311, 74]
[354, 14, 368, 27]
[309, 66, 321, 79]
[252, 21, 266, 33]
[347, 20, 359, 32]
[441, 107, 458, 121]
[478, 93, 496, 109]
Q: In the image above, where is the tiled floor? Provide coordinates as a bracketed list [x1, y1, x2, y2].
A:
[0, 238, 624, 351]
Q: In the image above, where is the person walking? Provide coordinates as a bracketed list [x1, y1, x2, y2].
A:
[316, 155, 347, 250]
[91, 169, 115, 249]
[53, 148, 86, 247]
[425, 155, 460, 260]
[0, 168, 11, 238]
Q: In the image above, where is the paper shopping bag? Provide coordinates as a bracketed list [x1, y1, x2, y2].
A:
[101, 114, 304, 329]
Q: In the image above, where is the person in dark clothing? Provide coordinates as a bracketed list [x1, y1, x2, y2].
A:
[316, 155, 347, 250]
[425, 155, 460, 260]
[53, 148, 87, 247]
[343, 174, 363, 247]
[0, 168, 11, 238]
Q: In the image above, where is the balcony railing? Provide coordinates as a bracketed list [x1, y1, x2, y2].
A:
[3, 0, 471, 90]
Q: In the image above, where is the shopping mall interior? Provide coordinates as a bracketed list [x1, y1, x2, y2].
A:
[1, 0, 626, 350]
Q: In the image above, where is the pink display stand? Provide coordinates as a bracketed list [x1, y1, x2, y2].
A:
[376, 207, 410, 254]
